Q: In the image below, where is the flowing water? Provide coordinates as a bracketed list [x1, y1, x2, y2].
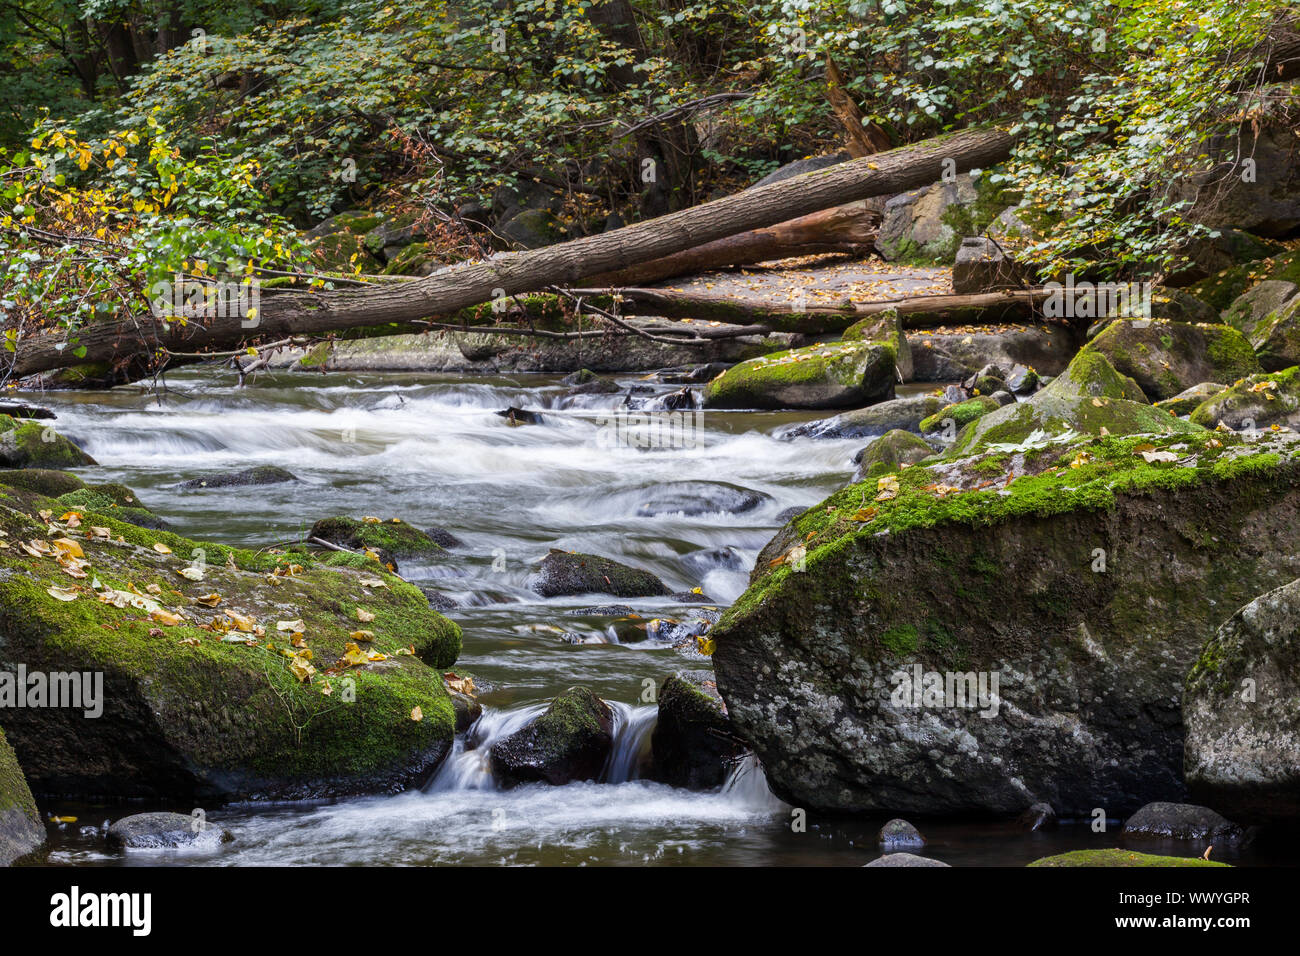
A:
[24, 368, 1282, 866]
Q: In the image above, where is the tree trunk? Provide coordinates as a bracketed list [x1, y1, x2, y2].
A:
[10, 126, 1016, 385]
[583, 200, 881, 286]
[572, 286, 1057, 333]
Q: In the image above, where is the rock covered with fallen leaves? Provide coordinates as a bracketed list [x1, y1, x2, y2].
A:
[1184, 576, 1300, 825]
[0, 472, 463, 801]
[1189, 366, 1300, 430]
[710, 414, 1300, 816]
[0, 728, 43, 865]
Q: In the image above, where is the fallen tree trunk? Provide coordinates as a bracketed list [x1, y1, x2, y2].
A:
[572, 286, 1059, 333]
[7, 125, 1016, 386]
[582, 200, 881, 287]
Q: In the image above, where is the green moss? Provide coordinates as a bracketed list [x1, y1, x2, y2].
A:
[0, 477, 462, 796]
[0, 468, 86, 497]
[1028, 849, 1229, 867]
[1187, 249, 1300, 312]
[0, 728, 37, 819]
[920, 396, 1000, 434]
[309, 516, 444, 560]
[880, 624, 920, 655]
[0, 416, 96, 469]
[723, 430, 1286, 627]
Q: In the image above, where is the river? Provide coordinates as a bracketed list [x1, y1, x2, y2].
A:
[25, 368, 1279, 866]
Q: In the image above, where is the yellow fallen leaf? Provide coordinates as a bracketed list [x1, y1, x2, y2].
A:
[696, 636, 716, 656]
[193, 593, 222, 607]
[342, 642, 370, 666]
[176, 566, 204, 581]
[874, 475, 900, 502]
[153, 542, 172, 554]
[150, 609, 183, 626]
[225, 609, 256, 632]
[349, 629, 376, 642]
[356, 608, 375, 623]
[277, 619, 306, 632]
[52, 538, 84, 558]
[46, 586, 79, 602]
[410, 706, 424, 721]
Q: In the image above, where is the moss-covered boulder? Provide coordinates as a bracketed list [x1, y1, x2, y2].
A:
[649, 673, 747, 789]
[703, 335, 902, 411]
[309, 516, 444, 572]
[489, 687, 614, 786]
[0, 417, 95, 469]
[527, 549, 668, 598]
[1083, 319, 1259, 401]
[1222, 279, 1298, 340]
[1027, 849, 1229, 867]
[1155, 382, 1228, 418]
[307, 209, 385, 273]
[1247, 296, 1300, 372]
[853, 430, 934, 482]
[946, 350, 1203, 458]
[0, 728, 43, 865]
[1185, 576, 1300, 825]
[710, 427, 1300, 815]
[920, 395, 1001, 437]
[1189, 367, 1300, 430]
[0, 477, 462, 801]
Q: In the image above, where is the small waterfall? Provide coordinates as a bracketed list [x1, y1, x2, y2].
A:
[720, 753, 787, 810]
[602, 704, 657, 784]
[423, 703, 547, 792]
[425, 701, 657, 792]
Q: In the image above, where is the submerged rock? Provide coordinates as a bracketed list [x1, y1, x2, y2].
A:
[1121, 802, 1244, 843]
[681, 546, 745, 577]
[650, 674, 747, 790]
[106, 811, 232, 849]
[489, 687, 614, 786]
[0, 416, 95, 469]
[1185, 577, 1300, 825]
[0, 729, 43, 865]
[1083, 319, 1258, 401]
[877, 818, 926, 849]
[495, 407, 544, 426]
[528, 549, 668, 598]
[711, 422, 1300, 816]
[0, 474, 462, 801]
[176, 466, 297, 490]
[636, 481, 771, 517]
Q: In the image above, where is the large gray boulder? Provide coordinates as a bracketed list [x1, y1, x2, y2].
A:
[1185, 577, 1300, 825]
[875, 174, 977, 262]
[107, 811, 232, 850]
[710, 426, 1300, 816]
[489, 687, 615, 786]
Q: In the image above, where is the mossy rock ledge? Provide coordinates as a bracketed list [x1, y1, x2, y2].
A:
[1027, 849, 1229, 868]
[0, 474, 462, 801]
[709, 424, 1300, 816]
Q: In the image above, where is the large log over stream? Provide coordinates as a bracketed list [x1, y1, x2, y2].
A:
[7, 126, 1017, 386]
